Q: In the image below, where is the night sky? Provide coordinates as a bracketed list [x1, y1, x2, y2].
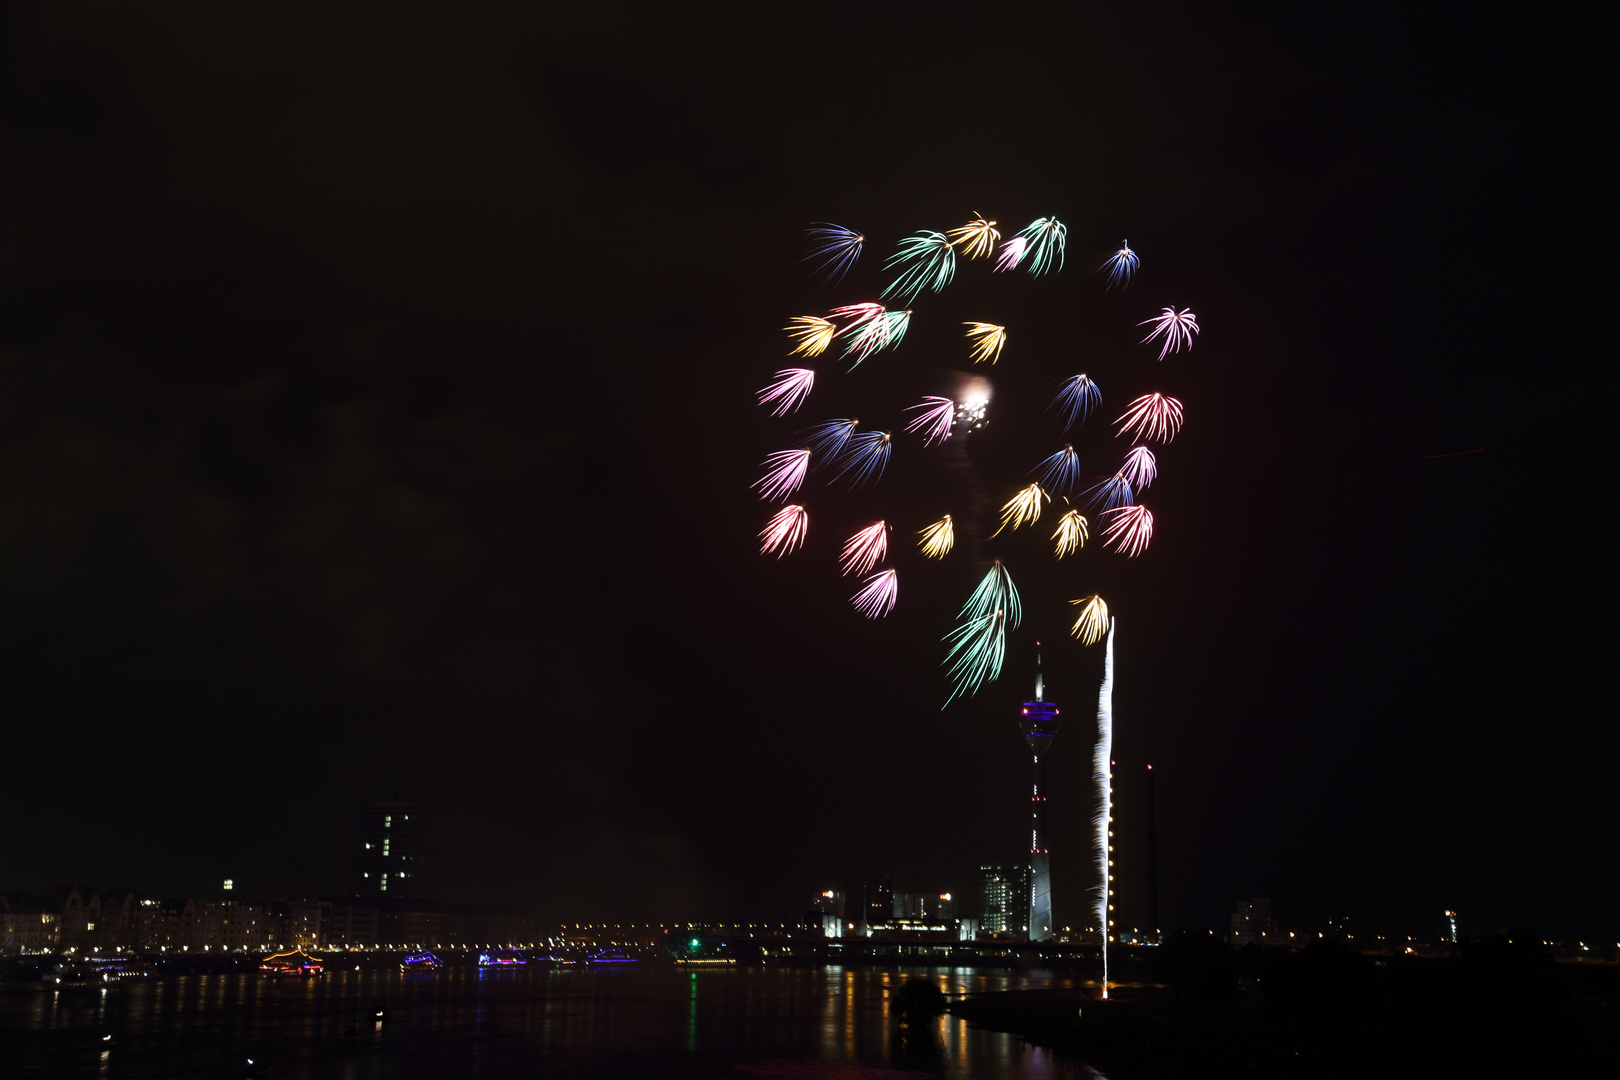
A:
[2, 3, 1609, 941]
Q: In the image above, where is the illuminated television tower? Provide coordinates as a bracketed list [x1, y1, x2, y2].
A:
[1019, 645, 1061, 942]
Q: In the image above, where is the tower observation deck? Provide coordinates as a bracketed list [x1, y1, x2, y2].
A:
[1019, 646, 1061, 942]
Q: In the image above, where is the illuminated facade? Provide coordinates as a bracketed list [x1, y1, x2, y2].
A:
[1019, 650, 1061, 942]
[978, 865, 1029, 935]
[356, 800, 423, 899]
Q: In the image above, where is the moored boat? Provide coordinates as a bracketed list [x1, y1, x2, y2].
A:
[258, 948, 325, 976]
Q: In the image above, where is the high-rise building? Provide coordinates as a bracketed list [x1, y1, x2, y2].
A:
[842, 875, 893, 934]
[979, 865, 1030, 935]
[356, 801, 424, 899]
[1018, 648, 1061, 941]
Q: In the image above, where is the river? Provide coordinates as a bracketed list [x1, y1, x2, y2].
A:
[2, 964, 1106, 1078]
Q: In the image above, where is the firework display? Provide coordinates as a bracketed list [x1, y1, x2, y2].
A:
[753, 209, 1200, 998]
[752, 213, 1196, 693]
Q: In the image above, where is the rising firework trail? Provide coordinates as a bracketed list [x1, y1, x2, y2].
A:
[757, 368, 816, 416]
[1092, 618, 1116, 999]
[804, 223, 864, 284]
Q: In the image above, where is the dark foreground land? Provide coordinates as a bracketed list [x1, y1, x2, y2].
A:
[947, 936, 1620, 1080]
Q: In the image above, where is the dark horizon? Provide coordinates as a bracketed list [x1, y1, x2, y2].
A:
[2, 3, 1609, 944]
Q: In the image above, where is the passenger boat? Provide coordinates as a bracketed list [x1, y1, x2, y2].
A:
[258, 948, 325, 976]
[400, 950, 444, 972]
[587, 948, 639, 965]
[477, 949, 527, 967]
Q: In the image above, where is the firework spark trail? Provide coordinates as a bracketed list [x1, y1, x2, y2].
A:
[1034, 445, 1083, 495]
[843, 309, 911, 367]
[1092, 618, 1116, 999]
[883, 231, 956, 304]
[752, 449, 810, 501]
[784, 315, 836, 358]
[994, 236, 1028, 272]
[1101, 504, 1154, 556]
[1115, 393, 1184, 444]
[959, 560, 1022, 627]
[757, 368, 816, 416]
[942, 612, 1007, 706]
[758, 504, 808, 557]
[993, 483, 1049, 536]
[904, 397, 956, 447]
[918, 515, 954, 559]
[1082, 474, 1134, 515]
[1069, 595, 1109, 645]
[1118, 446, 1157, 491]
[830, 303, 885, 330]
[803, 419, 859, 462]
[839, 522, 889, 576]
[1052, 509, 1089, 558]
[1017, 217, 1067, 275]
[948, 215, 1001, 259]
[1099, 241, 1138, 290]
[805, 223, 864, 284]
[964, 322, 1007, 365]
[851, 569, 898, 618]
[1138, 307, 1199, 360]
[1051, 374, 1101, 430]
[830, 430, 893, 487]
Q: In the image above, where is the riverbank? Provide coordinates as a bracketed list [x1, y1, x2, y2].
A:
[948, 949, 1620, 1080]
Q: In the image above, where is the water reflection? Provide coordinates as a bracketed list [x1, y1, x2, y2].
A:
[2, 965, 1093, 1078]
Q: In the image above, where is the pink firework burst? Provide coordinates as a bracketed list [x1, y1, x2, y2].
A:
[993, 236, 1028, 272]
[1137, 307, 1199, 360]
[759, 505, 808, 557]
[751, 448, 810, 501]
[830, 303, 885, 330]
[851, 569, 898, 618]
[1101, 504, 1154, 557]
[840, 522, 889, 577]
[904, 396, 955, 447]
[756, 368, 815, 416]
[1114, 393, 1184, 444]
[1119, 446, 1157, 490]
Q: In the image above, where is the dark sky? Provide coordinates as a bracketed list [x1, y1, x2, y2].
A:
[2, 3, 1609, 941]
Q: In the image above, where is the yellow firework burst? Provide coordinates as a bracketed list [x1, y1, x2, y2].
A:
[918, 515, 954, 559]
[1052, 509, 1089, 558]
[992, 483, 1048, 536]
[784, 315, 836, 357]
[964, 322, 1007, 365]
[1070, 595, 1110, 646]
[947, 215, 1001, 259]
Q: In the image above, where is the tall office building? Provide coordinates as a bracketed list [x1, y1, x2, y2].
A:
[978, 865, 1030, 935]
[356, 801, 423, 899]
[1018, 648, 1061, 942]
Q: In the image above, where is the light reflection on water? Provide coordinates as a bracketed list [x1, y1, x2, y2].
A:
[2, 965, 1105, 1079]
